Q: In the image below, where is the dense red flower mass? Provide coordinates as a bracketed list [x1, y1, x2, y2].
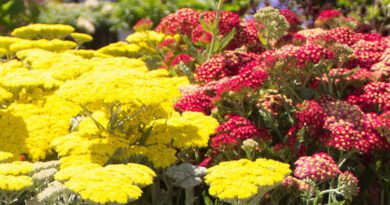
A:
[195, 51, 259, 83]
[347, 82, 390, 112]
[325, 27, 358, 46]
[155, 8, 200, 36]
[211, 114, 269, 149]
[294, 152, 340, 181]
[174, 91, 213, 114]
[295, 100, 325, 133]
[280, 9, 302, 28]
[316, 9, 342, 21]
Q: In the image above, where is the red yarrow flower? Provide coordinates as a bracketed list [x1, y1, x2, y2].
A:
[211, 114, 270, 149]
[294, 152, 340, 181]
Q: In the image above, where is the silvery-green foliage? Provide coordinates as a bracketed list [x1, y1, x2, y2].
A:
[166, 163, 207, 189]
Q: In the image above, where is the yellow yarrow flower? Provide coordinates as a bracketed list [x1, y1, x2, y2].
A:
[11, 24, 75, 40]
[0, 161, 33, 176]
[146, 111, 219, 149]
[0, 175, 32, 191]
[70, 32, 93, 45]
[0, 151, 14, 163]
[55, 163, 101, 182]
[97, 42, 141, 58]
[64, 163, 155, 204]
[10, 39, 77, 53]
[205, 158, 291, 204]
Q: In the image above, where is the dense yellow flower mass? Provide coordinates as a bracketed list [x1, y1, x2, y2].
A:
[70, 32, 93, 45]
[205, 158, 291, 203]
[0, 24, 220, 203]
[64, 163, 155, 204]
[11, 24, 75, 40]
[0, 152, 13, 163]
[0, 175, 32, 191]
[0, 161, 32, 176]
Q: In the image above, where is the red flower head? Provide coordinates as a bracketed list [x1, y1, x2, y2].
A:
[317, 9, 342, 21]
[133, 18, 154, 31]
[349, 40, 388, 68]
[230, 19, 264, 51]
[211, 114, 270, 149]
[174, 91, 213, 114]
[280, 9, 302, 29]
[155, 8, 200, 36]
[347, 82, 390, 112]
[201, 11, 240, 34]
[325, 27, 358, 46]
[195, 51, 259, 83]
[282, 176, 311, 191]
[170, 54, 194, 66]
[294, 152, 340, 181]
[295, 100, 325, 134]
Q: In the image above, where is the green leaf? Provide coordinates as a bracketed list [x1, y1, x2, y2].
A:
[258, 33, 267, 46]
[199, 17, 212, 33]
[218, 28, 237, 51]
[202, 191, 214, 205]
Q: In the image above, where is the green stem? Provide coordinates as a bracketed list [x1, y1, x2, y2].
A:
[185, 188, 195, 205]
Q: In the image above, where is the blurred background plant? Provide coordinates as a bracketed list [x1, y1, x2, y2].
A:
[0, 0, 388, 47]
[0, 0, 40, 34]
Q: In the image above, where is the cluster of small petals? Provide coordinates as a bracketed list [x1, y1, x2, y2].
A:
[202, 11, 240, 34]
[205, 158, 291, 202]
[229, 19, 264, 51]
[214, 67, 268, 96]
[155, 8, 200, 36]
[282, 176, 311, 191]
[347, 82, 390, 112]
[338, 171, 360, 199]
[170, 54, 194, 66]
[325, 27, 358, 46]
[294, 43, 335, 65]
[257, 91, 292, 116]
[195, 51, 258, 83]
[174, 91, 213, 114]
[133, 18, 154, 31]
[316, 9, 342, 21]
[280, 9, 302, 28]
[295, 100, 325, 133]
[363, 113, 390, 134]
[324, 120, 389, 153]
[211, 115, 269, 149]
[294, 152, 340, 181]
[320, 99, 365, 129]
[350, 40, 388, 68]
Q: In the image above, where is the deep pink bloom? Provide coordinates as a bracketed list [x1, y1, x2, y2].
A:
[170, 54, 194, 66]
[295, 100, 325, 134]
[294, 152, 340, 181]
[156, 8, 200, 36]
[317, 9, 342, 21]
[280, 9, 302, 28]
[174, 91, 213, 114]
[211, 115, 270, 149]
[133, 18, 154, 31]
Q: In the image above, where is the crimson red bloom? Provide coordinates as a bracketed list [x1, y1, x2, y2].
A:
[294, 152, 340, 181]
[155, 8, 200, 36]
[170, 54, 194, 66]
[174, 91, 213, 114]
[211, 115, 270, 149]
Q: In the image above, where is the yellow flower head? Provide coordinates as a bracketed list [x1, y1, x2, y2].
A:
[70, 32, 93, 45]
[11, 24, 75, 40]
[64, 163, 155, 204]
[146, 111, 219, 149]
[205, 158, 291, 203]
[0, 151, 14, 163]
[10, 39, 77, 53]
[55, 163, 101, 182]
[0, 175, 32, 191]
[0, 161, 33, 176]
